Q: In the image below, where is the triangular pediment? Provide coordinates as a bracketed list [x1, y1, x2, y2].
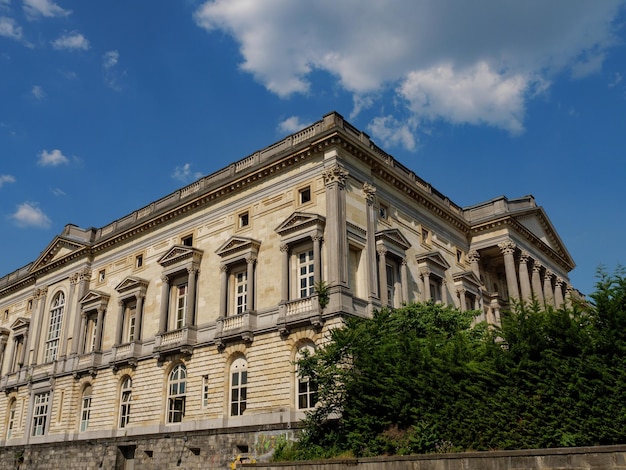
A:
[275, 212, 325, 236]
[375, 229, 411, 251]
[10, 317, 29, 331]
[31, 236, 88, 272]
[216, 237, 261, 258]
[453, 271, 482, 289]
[157, 245, 203, 267]
[416, 251, 451, 272]
[115, 276, 149, 293]
[80, 290, 110, 304]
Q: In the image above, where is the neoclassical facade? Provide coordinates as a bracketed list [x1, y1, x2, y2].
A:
[0, 112, 577, 468]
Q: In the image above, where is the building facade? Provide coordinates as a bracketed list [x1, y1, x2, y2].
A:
[0, 112, 576, 468]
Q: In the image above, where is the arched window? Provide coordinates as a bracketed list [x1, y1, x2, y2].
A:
[296, 344, 318, 410]
[119, 377, 132, 428]
[230, 357, 247, 416]
[167, 364, 186, 423]
[6, 399, 17, 440]
[44, 292, 65, 362]
[80, 385, 93, 432]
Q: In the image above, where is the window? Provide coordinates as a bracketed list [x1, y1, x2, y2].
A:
[299, 186, 311, 204]
[135, 254, 143, 269]
[386, 263, 398, 307]
[181, 235, 193, 246]
[456, 249, 464, 265]
[167, 364, 186, 423]
[6, 400, 16, 440]
[127, 307, 136, 342]
[378, 203, 388, 220]
[298, 249, 315, 298]
[84, 314, 98, 353]
[174, 283, 188, 330]
[119, 377, 132, 428]
[234, 270, 247, 314]
[80, 385, 92, 432]
[3, 309, 8, 321]
[230, 357, 247, 416]
[202, 375, 209, 408]
[296, 345, 318, 410]
[98, 270, 106, 282]
[430, 278, 443, 303]
[32, 392, 50, 436]
[238, 211, 249, 228]
[44, 292, 65, 362]
[421, 228, 430, 245]
[27, 299, 33, 311]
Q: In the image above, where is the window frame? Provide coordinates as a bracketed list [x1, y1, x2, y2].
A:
[167, 364, 186, 424]
[43, 291, 65, 363]
[31, 391, 50, 437]
[6, 399, 17, 440]
[229, 357, 247, 417]
[119, 376, 132, 428]
[296, 344, 318, 410]
[79, 385, 92, 432]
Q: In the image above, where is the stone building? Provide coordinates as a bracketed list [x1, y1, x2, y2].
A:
[0, 112, 576, 468]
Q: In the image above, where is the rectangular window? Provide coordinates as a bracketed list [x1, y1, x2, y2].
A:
[6, 404, 16, 439]
[379, 204, 388, 220]
[386, 263, 396, 307]
[175, 284, 188, 329]
[181, 235, 193, 246]
[299, 186, 311, 204]
[98, 270, 106, 282]
[235, 271, 247, 314]
[298, 378, 318, 410]
[202, 375, 209, 409]
[230, 370, 247, 416]
[298, 250, 315, 298]
[430, 279, 442, 303]
[3, 309, 8, 321]
[421, 228, 430, 245]
[238, 211, 249, 228]
[80, 396, 91, 432]
[135, 254, 143, 269]
[119, 379, 132, 429]
[32, 392, 50, 436]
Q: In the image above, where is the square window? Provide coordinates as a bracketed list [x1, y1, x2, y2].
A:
[181, 235, 193, 247]
[299, 187, 311, 204]
[239, 212, 249, 228]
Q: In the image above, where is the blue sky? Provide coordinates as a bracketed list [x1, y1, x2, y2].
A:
[1, 0, 625, 297]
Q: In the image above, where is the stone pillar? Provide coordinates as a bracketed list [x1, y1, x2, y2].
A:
[543, 269, 555, 308]
[312, 234, 323, 286]
[29, 286, 48, 366]
[60, 275, 77, 358]
[400, 258, 409, 304]
[71, 271, 91, 356]
[518, 251, 532, 303]
[363, 183, 379, 306]
[94, 307, 105, 352]
[322, 161, 349, 287]
[159, 275, 170, 333]
[531, 261, 544, 304]
[467, 250, 481, 279]
[377, 246, 388, 306]
[554, 277, 564, 309]
[78, 313, 87, 354]
[219, 265, 229, 317]
[185, 266, 198, 327]
[458, 289, 467, 311]
[498, 241, 519, 301]
[421, 270, 431, 301]
[280, 244, 289, 303]
[0, 333, 8, 375]
[565, 285, 573, 309]
[115, 301, 125, 345]
[135, 294, 145, 341]
[246, 256, 256, 311]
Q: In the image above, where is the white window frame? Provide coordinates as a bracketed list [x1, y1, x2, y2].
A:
[44, 292, 65, 362]
[233, 269, 247, 315]
[167, 364, 186, 423]
[230, 357, 247, 416]
[119, 377, 132, 428]
[80, 385, 92, 432]
[297, 248, 315, 298]
[6, 399, 16, 440]
[174, 283, 188, 330]
[125, 304, 137, 343]
[32, 392, 50, 437]
[296, 345, 317, 410]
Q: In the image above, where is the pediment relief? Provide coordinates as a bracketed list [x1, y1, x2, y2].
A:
[216, 237, 261, 259]
[157, 245, 203, 268]
[416, 251, 451, 272]
[115, 276, 149, 294]
[31, 236, 87, 272]
[10, 317, 30, 332]
[275, 212, 325, 237]
[453, 271, 482, 289]
[375, 229, 411, 252]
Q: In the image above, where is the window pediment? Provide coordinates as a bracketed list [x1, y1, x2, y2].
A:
[115, 276, 149, 297]
[453, 271, 482, 291]
[216, 237, 261, 261]
[275, 212, 325, 239]
[158, 245, 203, 271]
[416, 251, 450, 278]
[375, 229, 411, 254]
[10, 317, 30, 332]
[80, 290, 110, 312]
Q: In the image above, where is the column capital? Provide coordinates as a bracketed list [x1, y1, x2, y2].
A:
[519, 251, 531, 264]
[362, 182, 376, 205]
[532, 260, 544, 273]
[34, 286, 48, 299]
[322, 163, 349, 188]
[544, 269, 554, 280]
[279, 243, 289, 253]
[498, 240, 517, 255]
[187, 266, 200, 275]
[376, 246, 388, 257]
[219, 264, 229, 274]
[467, 250, 480, 263]
[245, 255, 257, 265]
[555, 276, 564, 287]
[420, 268, 431, 278]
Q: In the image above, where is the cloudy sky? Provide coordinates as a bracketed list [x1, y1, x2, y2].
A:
[1, 0, 625, 296]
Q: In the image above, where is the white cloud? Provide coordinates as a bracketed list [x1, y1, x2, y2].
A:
[50, 187, 65, 196]
[609, 72, 623, 88]
[195, 0, 625, 148]
[38, 149, 69, 166]
[23, 0, 70, 19]
[103, 50, 118, 69]
[0, 16, 22, 41]
[277, 116, 312, 134]
[31, 84, 45, 99]
[10, 202, 51, 228]
[102, 50, 124, 90]
[52, 31, 89, 51]
[368, 115, 417, 151]
[0, 174, 16, 188]
[172, 163, 203, 183]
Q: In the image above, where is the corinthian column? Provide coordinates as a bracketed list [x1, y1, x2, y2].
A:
[543, 270, 555, 308]
[498, 240, 519, 301]
[518, 251, 532, 303]
[554, 277, 564, 309]
[377, 246, 388, 306]
[363, 183, 379, 306]
[322, 161, 349, 287]
[531, 261, 544, 304]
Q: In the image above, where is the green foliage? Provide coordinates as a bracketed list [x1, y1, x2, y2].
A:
[276, 267, 626, 460]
